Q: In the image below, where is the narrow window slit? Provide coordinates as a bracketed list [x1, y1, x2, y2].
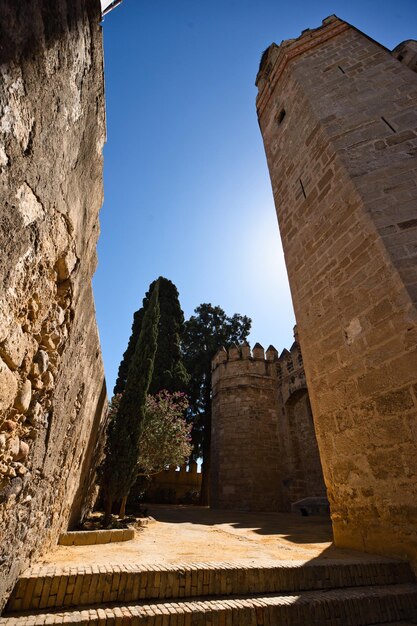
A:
[338, 65, 346, 74]
[299, 179, 306, 199]
[277, 109, 286, 125]
[381, 116, 396, 133]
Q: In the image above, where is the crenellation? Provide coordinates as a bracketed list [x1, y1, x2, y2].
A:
[211, 346, 227, 371]
[241, 341, 251, 359]
[140, 463, 202, 504]
[227, 344, 240, 361]
[265, 345, 278, 361]
[252, 342, 265, 360]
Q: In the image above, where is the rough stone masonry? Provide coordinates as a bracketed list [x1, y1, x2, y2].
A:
[0, 0, 107, 608]
[210, 336, 326, 512]
[256, 16, 417, 566]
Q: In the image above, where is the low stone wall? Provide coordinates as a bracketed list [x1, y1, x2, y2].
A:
[143, 463, 201, 504]
[58, 528, 134, 546]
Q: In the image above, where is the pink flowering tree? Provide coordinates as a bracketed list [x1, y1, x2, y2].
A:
[107, 391, 192, 480]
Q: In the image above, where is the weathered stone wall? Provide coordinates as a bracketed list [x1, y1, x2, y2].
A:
[0, 0, 107, 608]
[211, 338, 325, 511]
[276, 338, 326, 505]
[256, 16, 417, 564]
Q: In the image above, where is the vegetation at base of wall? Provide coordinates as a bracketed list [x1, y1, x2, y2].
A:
[182, 303, 251, 505]
[99, 280, 160, 521]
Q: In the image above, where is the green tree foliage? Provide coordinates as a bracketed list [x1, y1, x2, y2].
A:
[114, 277, 189, 396]
[100, 281, 160, 520]
[182, 304, 251, 504]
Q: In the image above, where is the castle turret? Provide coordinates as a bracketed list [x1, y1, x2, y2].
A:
[392, 40, 417, 73]
[211, 337, 326, 512]
[210, 342, 283, 511]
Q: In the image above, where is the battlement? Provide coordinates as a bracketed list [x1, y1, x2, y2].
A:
[211, 328, 304, 389]
[256, 15, 349, 114]
[142, 462, 202, 505]
[212, 341, 278, 368]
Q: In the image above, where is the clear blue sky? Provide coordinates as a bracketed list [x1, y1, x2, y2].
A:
[93, 0, 417, 392]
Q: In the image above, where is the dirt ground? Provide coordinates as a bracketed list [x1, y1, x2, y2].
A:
[40, 505, 370, 568]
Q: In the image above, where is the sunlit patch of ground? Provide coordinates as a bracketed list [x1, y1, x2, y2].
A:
[40, 504, 372, 567]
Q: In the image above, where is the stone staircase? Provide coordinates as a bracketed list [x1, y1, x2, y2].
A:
[1, 557, 417, 625]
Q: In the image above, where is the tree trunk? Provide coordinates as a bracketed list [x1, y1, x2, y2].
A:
[119, 495, 127, 519]
[103, 495, 113, 526]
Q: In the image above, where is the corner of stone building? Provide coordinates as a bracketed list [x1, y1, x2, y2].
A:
[0, 0, 108, 609]
[255, 15, 346, 97]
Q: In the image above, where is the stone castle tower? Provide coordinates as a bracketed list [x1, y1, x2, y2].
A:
[211, 332, 326, 511]
[256, 16, 417, 563]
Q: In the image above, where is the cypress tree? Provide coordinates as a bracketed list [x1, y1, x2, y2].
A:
[113, 277, 189, 396]
[101, 280, 160, 520]
[113, 307, 144, 395]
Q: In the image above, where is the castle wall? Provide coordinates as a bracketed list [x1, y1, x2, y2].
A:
[256, 17, 417, 564]
[211, 341, 325, 511]
[143, 463, 202, 504]
[0, 0, 107, 607]
[276, 344, 326, 505]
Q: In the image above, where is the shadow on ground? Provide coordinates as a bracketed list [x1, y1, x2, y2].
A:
[145, 503, 333, 545]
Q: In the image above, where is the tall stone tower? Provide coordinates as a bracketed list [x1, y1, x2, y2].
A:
[256, 16, 417, 564]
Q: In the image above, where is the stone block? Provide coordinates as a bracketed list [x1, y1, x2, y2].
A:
[0, 357, 18, 412]
[0, 325, 27, 370]
[94, 531, 112, 545]
[14, 379, 32, 414]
